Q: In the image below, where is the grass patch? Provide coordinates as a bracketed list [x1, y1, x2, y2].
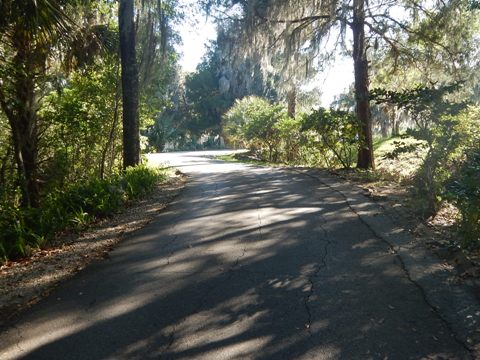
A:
[215, 153, 243, 163]
[374, 136, 427, 182]
[373, 135, 395, 150]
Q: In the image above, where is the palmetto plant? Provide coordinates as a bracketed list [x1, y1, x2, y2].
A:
[0, 0, 74, 208]
[0, 0, 118, 208]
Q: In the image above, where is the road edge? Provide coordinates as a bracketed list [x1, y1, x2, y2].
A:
[293, 168, 480, 358]
[0, 173, 187, 325]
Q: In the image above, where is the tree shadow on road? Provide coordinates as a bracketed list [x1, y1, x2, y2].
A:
[3, 168, 469, 360]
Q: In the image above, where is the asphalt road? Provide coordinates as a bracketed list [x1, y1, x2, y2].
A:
[0, 151, 473, 359]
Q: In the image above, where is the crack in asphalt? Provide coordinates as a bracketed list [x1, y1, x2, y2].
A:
[161, 172, 291, 357]
[164, 236, 179, 266]
[163, 180, 213, 267]
[254, 193, 263, 244]
[159, 265, 239, 359]
[394, 254, 473, 354]
[232, 242, 247, 269]
[12, 324, 24, 353]
[160, 179, 249, 358]
[232, 189, 250, 270]
[162, 214, 183, 266]
[295, 169, 473, 357]
[252, 171, 336, 339]
[303, 216, 333, 336]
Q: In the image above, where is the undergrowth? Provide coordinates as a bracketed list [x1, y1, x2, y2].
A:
[0, 165, 168, 262]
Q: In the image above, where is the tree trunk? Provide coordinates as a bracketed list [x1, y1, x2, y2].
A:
[100, 62, 122, 179]
[352, 0, 375, 170]
[287, 88, 296, 118]
[0, 29, 41, 207]
[392, 109, 400, 136]
[119, 0, 140, 169]
[381, 117, 388, 138]
[8, 103, 39, 208]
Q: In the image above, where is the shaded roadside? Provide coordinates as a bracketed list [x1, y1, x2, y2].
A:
[294, 167, 480, 357]
[0, 173, 187, 324]
[0, 165, 473, 359]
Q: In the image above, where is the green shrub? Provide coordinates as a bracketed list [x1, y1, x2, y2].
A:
[223, 96, 287, 161]
[372, 85, 470, 217]
[38, 60, 123, 184]
[223, 99, 361, 167]
[124, 164, 166, 199]
[274, 116, 303, 164]
[447, 148, 480, 249]
[410, 115, 465, 216]
[301, 108, 361, 169]
[223, 96, 259, 148]
[0, 205, 27, 258]
[0, 165, 167, 261]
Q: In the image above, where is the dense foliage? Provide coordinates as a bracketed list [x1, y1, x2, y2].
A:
[369, 87, 480, 249]
[0, 1, 181, 261]
[447, 147, 480, 248]
[302, 109, 361, 169]
[147, 39, 277, 151]
[223, 97, 362, 168]
[0, 166, 167, 261]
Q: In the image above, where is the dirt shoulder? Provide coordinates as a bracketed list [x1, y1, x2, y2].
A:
[326, 168, 480, 355]
[0, 172, 187, 324]
[329, 168, 480, 283]
[292, 167, 480, 356]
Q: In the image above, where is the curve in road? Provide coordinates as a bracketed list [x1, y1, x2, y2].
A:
[0, 151, 473, 360]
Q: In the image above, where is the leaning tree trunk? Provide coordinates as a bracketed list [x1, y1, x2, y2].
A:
[119, 0, 140, 169]
[352, 0, 375, 170]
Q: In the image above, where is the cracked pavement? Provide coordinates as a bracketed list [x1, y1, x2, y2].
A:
[0, 151, 476, 360]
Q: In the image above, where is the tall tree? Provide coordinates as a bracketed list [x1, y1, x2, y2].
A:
[0, 0, 71, 207]
[203, 0, 473, 169]
[352, 0, 374, 168]
[119, 0, 140, 168]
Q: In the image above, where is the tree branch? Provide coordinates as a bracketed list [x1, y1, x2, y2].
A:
[366, 12, 458, 60]
[256, 13, 332, 25]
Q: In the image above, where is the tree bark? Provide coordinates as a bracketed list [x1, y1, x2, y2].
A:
[392, 109, 400, 136]
[0, 28, 41, 207]
[287, 88, 296, 118]
[352, 0, 375, 170]
[100, 76, 121, 179]
[100, 62, 122, 179]
[119, 0, 140, 169]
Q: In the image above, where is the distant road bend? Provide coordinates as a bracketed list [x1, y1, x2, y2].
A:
[0, 150, 474, 360]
